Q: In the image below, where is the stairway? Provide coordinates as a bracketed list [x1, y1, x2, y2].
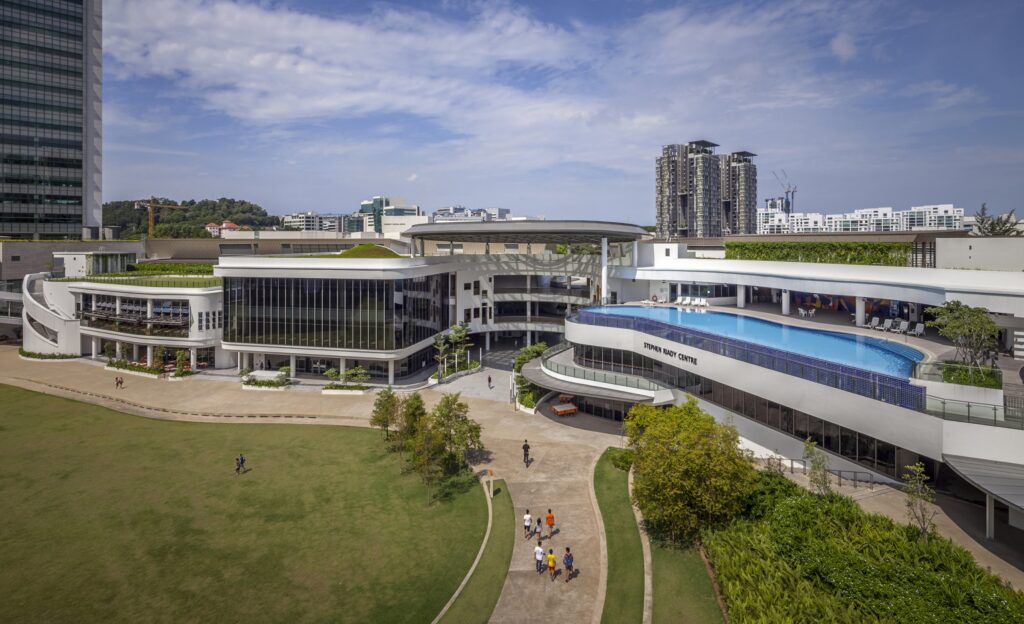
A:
[1015, 330, 1024, 360]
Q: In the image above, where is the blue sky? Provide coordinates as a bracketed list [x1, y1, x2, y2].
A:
[103, 0, 1024, 221]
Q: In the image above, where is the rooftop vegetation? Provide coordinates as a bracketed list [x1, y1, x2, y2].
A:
[725, 241, 912, 266]
[51, 275, 222, 289]
[127, 262, 214, 275]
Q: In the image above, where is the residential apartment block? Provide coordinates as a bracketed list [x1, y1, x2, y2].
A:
[757, 204, 965, 234]
[656, 140, 758, 239]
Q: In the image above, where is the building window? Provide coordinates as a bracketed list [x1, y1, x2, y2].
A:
[473, 308, 480, 319]
[11, 256, 20, 262]
[464, 283, 471, 290]
[473, 281, 480, 295]
[664, 249, 670, 257]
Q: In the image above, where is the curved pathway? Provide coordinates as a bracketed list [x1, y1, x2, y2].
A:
[0, 347, 620, 623]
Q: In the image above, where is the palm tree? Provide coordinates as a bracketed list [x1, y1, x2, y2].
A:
[972, 203, 1022, 237]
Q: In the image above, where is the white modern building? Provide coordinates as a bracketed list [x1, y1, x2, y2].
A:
[759, 204, 965, 234]
[21, 221, 1024, 541]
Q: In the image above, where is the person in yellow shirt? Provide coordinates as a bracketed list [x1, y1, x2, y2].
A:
[547, 548, 557, 581]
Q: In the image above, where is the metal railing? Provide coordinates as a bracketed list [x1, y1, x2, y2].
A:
[493, 286, 590, 296]
[784, 458, 877, 489]
[571, 309, 926, 411]
[539, 342, 665, 392]
[493, 315, 566, 325]
[924, 395, 1024, 429]
[50, 276, 222, 289]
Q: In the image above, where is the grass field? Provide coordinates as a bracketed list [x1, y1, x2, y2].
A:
[439, 479, 514, 624]
[594, 448, 644, 624]
[651, 544, 723, 623]
[0, 385, 487, 623]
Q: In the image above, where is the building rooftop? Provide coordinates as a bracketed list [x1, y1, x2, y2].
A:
[404, 220, 649, 244]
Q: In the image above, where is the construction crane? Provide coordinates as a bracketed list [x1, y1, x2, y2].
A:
[772, 170, 797, 213]
[134, 197, 190, 238]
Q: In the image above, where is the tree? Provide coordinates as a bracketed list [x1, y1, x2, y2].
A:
[394, 392, 428, 456]
[972, 203, 1022, 237]
[323, 367, 339, 383]
[428, 392, 483, 471]
[433, 333, 450, 379]
[371, 386, 400, 439]
[446, 323, 473, 368]
[625, 398, 757, 542]
[903, 462, 937, 538]
[925, 301, 999, 379]
[513, 342, 548, 407]
[343, 365, 371, 386]
[174, 349, 188, 376]
[803, 437, 831, 498]
[152, 346, 166, 368]
[103, 341, 115, 364]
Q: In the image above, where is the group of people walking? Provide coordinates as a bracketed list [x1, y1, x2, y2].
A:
[234, 453, 246, 475]
[524, 508, 574, 583]
[113, 376, 125, 390]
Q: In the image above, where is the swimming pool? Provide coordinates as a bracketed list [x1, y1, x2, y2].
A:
[583, 306, 924, 378]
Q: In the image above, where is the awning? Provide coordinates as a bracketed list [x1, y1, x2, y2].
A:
[944, 454, 1024, 512]
[520, 359, 653, 404]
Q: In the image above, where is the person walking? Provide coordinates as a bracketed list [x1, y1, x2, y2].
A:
[487, 374, 492, 389]
[522, 439, 530, 467]
[234, 456, 241, 476]
[563, 547, 574, 583]
[534, 540, 545, 574]
[523, 509, 533, 539]
[546, 509, 555, 538]
[239, 453, 246, 472]
[547, 548, 557, 581]
[113, 376, 118, 390]
[535, 518, 543, 540]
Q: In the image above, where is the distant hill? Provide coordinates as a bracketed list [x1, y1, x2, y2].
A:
[102, 198, 281, 239]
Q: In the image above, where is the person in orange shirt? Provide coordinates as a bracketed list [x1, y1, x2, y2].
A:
[547, 548, 557, 581]
[545, 509, 555, 538]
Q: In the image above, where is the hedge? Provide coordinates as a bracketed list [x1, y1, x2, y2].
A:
[703, 472, 1024, 623]
[127, 262, 214, 275]
[725, 242, 912, 266]
[19, 348, 78, 360]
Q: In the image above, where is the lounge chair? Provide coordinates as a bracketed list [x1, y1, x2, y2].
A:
[681, 296, 691, 306]
[798, 308, 807, 318]
[698, 298, 708, 307]
[875, 319, 893, 331]
[911, 322, 925, 337]
[891, 320, 909, 334]
[866, 317, 880, 329]
[808, 308, 816, 318]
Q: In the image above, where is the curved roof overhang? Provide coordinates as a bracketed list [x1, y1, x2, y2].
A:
[404, 220, 649, 245]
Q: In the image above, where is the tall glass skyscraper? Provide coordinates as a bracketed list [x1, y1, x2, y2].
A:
[0, 0, 102, 239]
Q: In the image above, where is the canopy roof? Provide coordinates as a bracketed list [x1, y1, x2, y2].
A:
[404, 220, 649, 245]
[944, 454, 1024, 512]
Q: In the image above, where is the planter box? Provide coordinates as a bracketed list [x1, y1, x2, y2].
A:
[516, 402, 536, 415]
[436, 366, 481, 384]
[322, 388, 371, 396]
[167, 375, 195, 382]
[242, 384, 289, 392]
[19, 355, 81, 363]
[104, 365, 163, 379]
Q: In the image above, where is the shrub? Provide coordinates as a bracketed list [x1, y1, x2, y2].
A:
[607, 447, 635, 472]
[19, 348, 78, 360]
[128, 262, 214, 275]
[109, 359, 163, 375]
[941, 361, 1002, 389]
[725, 241, 912, 266]
[241, 375, 290, 388]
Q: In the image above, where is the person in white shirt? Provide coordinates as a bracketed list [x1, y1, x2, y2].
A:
[534, 540, 545, 574]
[523, 509, 532, 539]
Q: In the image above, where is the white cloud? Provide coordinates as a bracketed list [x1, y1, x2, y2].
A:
[903, 81, 986, 110]
[407, 173, 418, 182]
[830, 32, 857, 62]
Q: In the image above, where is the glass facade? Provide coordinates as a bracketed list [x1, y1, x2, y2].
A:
[0, 0, 99, 238]
[573, 343, 933, 479]
[223, 275, 449, 351]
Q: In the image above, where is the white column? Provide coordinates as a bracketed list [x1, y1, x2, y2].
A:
[632, 240, 639, 267]
[856, 296, 866, 327]
[485, 331, 491, 351]
[526, 331, 532, 346]
[600, 236, 609, 304]
[146, 345, 153, 366]
[737, 285, 746, 309]
[388, 360, 395, 385]
[190, 348, 197, 370]
[289, 355, 297, 379]
[115, 296, 121, 316]
[986, 494, 995, 540]
[132, 344, 139, 361]
[146, 299, 153, 334]
[782, 290, 791, 315]
[237, 353, 243, 372]
[771, 289, 779, 304]
[91, 337, 99, 359]
[115, 341, 122, 360]
[339, 357, 346, 376]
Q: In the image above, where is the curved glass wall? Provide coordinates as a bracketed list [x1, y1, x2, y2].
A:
[223, 275, 449, 350]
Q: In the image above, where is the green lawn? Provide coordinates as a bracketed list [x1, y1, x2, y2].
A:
[651, 544, 723, 623]
[594, 448, 644, 624]
[439, 479, 514, 624]
[0, 385, 487, 623]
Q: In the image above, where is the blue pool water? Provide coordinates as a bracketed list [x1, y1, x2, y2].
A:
[585, 306, 924, 378]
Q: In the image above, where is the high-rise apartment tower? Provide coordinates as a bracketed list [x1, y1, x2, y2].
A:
[656, 140, 723, 239]
[721, 151, 757, 235]
[0, 0, 102, 239]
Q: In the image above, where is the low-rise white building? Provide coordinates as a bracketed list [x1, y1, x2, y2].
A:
[759, 204, 964, 234]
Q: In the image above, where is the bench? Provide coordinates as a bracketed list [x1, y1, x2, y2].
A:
[552, 403, 577, 417]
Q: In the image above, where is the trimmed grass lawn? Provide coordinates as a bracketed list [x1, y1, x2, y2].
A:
[439, 479, 514, 624]
[0, 385, 487, 623]
[594, 448, 644, 624]
[651, 544, 723, 624]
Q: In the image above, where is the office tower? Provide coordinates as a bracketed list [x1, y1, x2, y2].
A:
[656, 141, 722, 239]
[1, 0, 102, 239]
[721, 151, 757, 234]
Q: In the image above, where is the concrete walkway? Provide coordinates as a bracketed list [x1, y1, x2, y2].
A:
[0, 347, 620, 623]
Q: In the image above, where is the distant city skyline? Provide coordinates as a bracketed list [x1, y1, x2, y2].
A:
[102, 0, 1024, 219]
